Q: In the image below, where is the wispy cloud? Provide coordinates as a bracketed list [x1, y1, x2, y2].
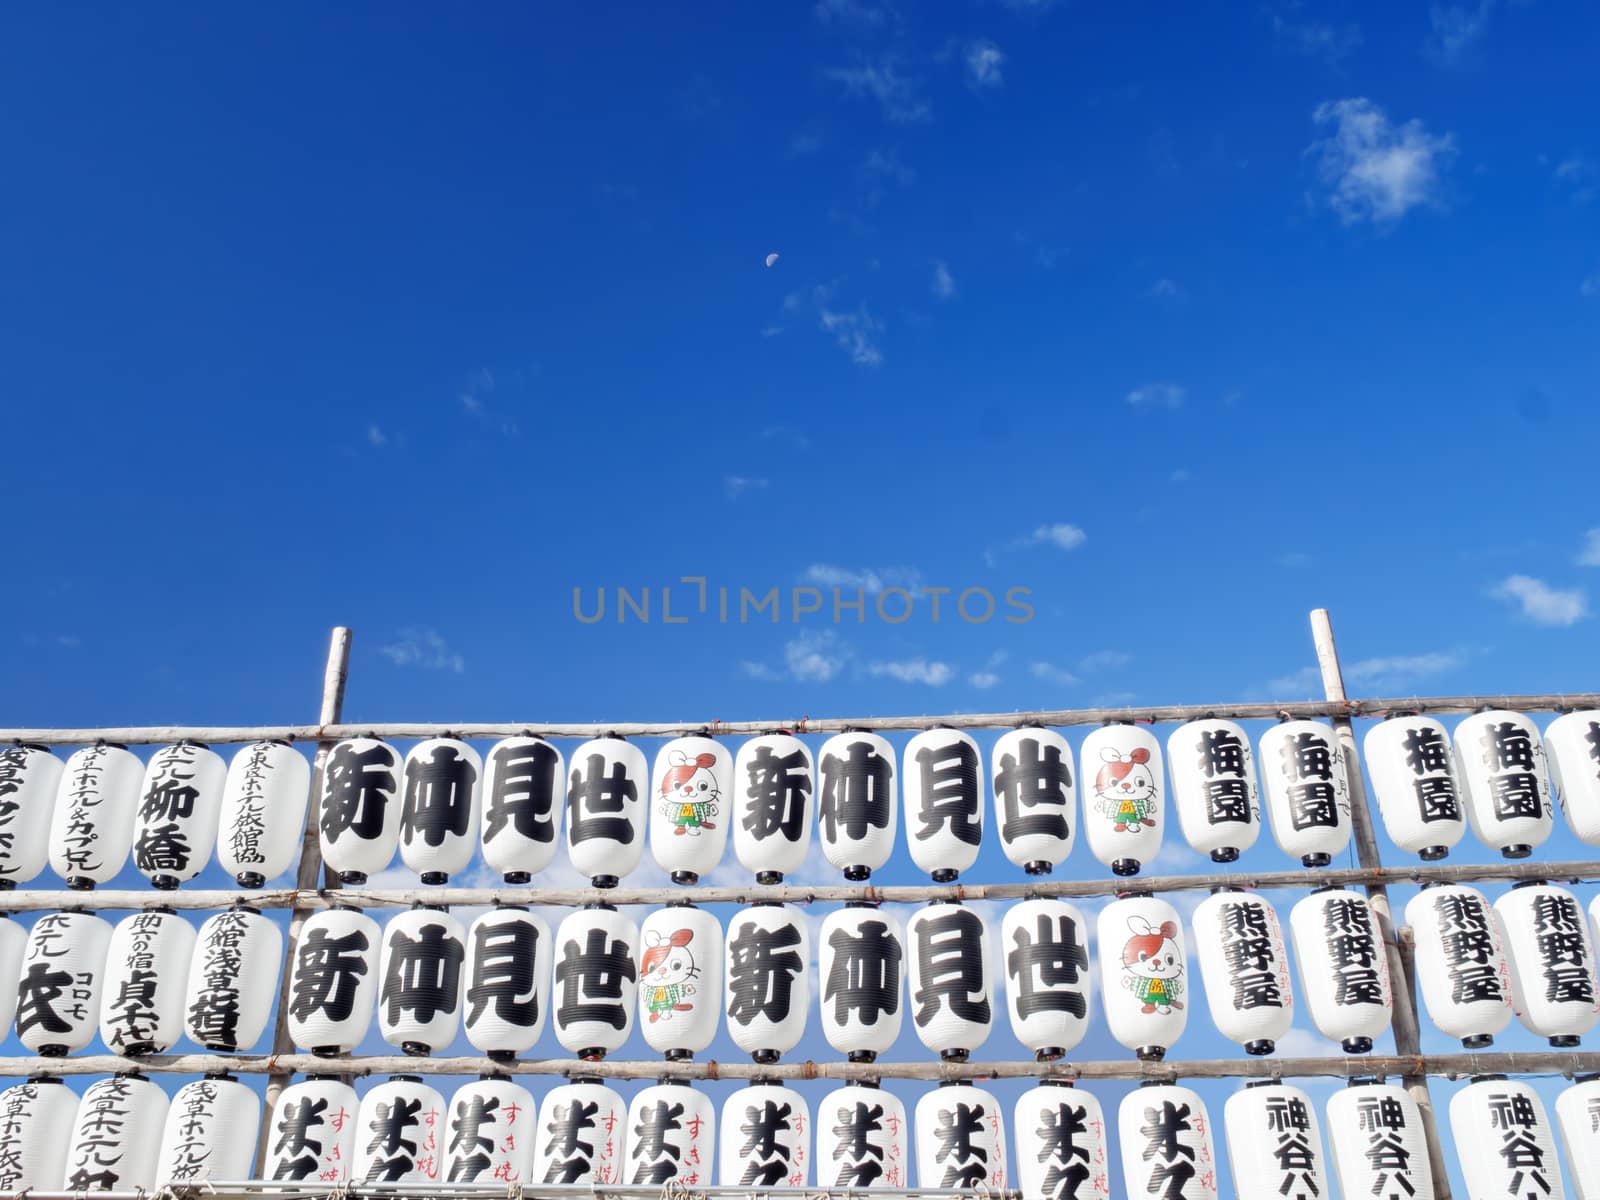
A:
[788, 129, 823, 158]
[1126, 382, 1186, 409]
[1490, 575, 1589, 627]
[366, 424, 388, 448]
[1264, 649, 1473, 698]
[1147, 277, 1183, 300]
[1425, 0, 1495, 65]
[760, 425, 813, 451]
[789, 283, 886, 366]
[862, 147, 915, 186]
[724, 475, 768, 499]
[1169, 468, 1192, 484]
[814, 0, 892, 30]
[1309, 98, 1455, 226]
[1078, 650, 1130, 673]
[458, 368, 520, 436]
[824, 56, 929, 123]
[1030, 661, 1080, 687]
[869, 657, 954, 685]
[1278, 551, 1313, 568]
[743, 631, 851, 683]
[1577, 529, 1600, 567]
[965, 40, 1004, 88]
[802, 564, 922, 594]
[1270, 10, 1362, 65]
[1583, 270, 1600, 299]
[1028, 523, 1087, 551]
[968, 670, 1001, 690]
[1553, 155, 1597, 205]
[379, 628, 465, 673]
[931, 260, 957, 300]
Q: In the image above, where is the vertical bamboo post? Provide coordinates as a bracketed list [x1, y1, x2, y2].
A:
[254, 626, 352, 1173]
[1310, 609, 1454, 1199]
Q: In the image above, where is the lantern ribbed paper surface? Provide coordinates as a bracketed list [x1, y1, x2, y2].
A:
[817, 732, 898, 880]
[445, 1077, 536, 1184]
[1167, 719, 1259, 863]
[184, 906, 281, 1052]
[1192, 891, 1293, 1055]
[639, 903, 721, 1058]
[1013, 1084, 1109, 1200]
[65, 1073, 168, 1191]
[1455, 710, 1554, 858]
[733, 733, 814, 883]
[721, 1083, 810, 1188]
[1119, 1085, 1217, 1200]
[1364, 716, 1466, 860]
[1002, 898, 1091, 1060]
[287, 906, 380, 1054]
[815, 1084, 908, 1190]
[1258, 720, 1351, 867]
[649, 736, 731, 885]
[0, 745, 61, 887]
[462, 906, 551, 1058]
[625, 1082, 712, 1187]
[156, 1076, 259, 1186]
[318, 737, 402, 885]
[17, 910, 111, 1054]
[217, 740, 310, 887]
[0, 918, 26, 1034]
[1495, 882, 1599, 1046]
[354, 1076, 444, 1184]
[1082, 724, 1164, 876]
[1450, 1077, 1566, 1200]
[1225, 1083, 1327, 1200]
[480, 736, 564, 884]
[1545, 711, 1600, 846]
[818, 904, 904, 1061]
[552, 905, 639, 1058]
[992, 726, 1076, 874]
[101, 908, 196, 1054]
[907, 901, 992, 1060]
[565, 737, 647, 887]
[726, 903, 809, 1062]
[378, 906, 466, 1055]
[905, 728, 983, 881]
[1290, 888, 1393, 1053]
[915, 1083, 1005, 1191]
[1554, 1077, 1600, 1200]
[399, 738, 481, 884]
[263, 1077, 358, 1183]
[49, 743, 143, 888]
[132, 742, 226, 888]
[0, 1079, 77, 1192]
[1098, 894, 1189, 1060]
[531, 1080, 625, 1186]
[1325, 1083, 1435, 1200]
[1404, 884, 1513, 1048]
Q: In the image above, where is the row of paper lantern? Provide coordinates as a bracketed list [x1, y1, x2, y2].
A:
[2, 1071, 1596, 1200]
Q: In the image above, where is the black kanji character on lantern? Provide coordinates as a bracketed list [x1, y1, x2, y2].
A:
[134, 761, 199, 872]
[364, 1097, 422, 1182]
[322, 743, 397, 843]
[739, 1100, 794, 1187]
[1482, 722, 1537, 772]
[913, 907, 990, 1027]
[447, 1094, 500, 1182]
[554, 927, 637, 1030]
[818, 739, 893, 844]
[402, 744, 478, 848]
[823, 919, 902, 1025]
[290, 926, 371, 1023]
[1324, 898, 1384, 1006]
[1221, 902, 1282, 1010]
[466, 917, 540, 1029]
[932, 1103, 988, 1189]
[1414, 777, 1461, 823]
[912, 738, 981, 846]
[1008, 912, 1088, 1019]
[1533, 893, 1595, 1006]
[1037, 1103, 1092, 1200]
[1282, 732, 1334, 781]
[831, 1101, 886, 1187]
[1264, 1095, 1316, 1199]
[1199, 729, 1247, 777]
[102, 969, 161, 1048]
[1402, 727, 1451, 775]
[134, 824, 192, 873]
[741, 744, 811, 843]
[541, 1100, 598, 1185]
[483, 740, 560, 844]
[567, 752, 638, 845]
[1205, 779, 1251, 825]
[1485, 1093, 1550, 1199]
[15, 961, 76, 1036]
[994, 735, 1072, 844]
[1491, 773, 1543, 821]
[630, 1100, 684, 1185]
[382, 922, 464, 1026]
[272, 1096, 329, 1181]
[1140, 1100, 1195, 1167]
[727, 919, 804, 1027]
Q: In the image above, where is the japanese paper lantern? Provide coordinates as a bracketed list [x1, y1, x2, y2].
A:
[726, 903, 809, 1062]
[400, 737, 482, 884]
[1081, 723, 1165, 876]
[0, 1079, 77, 1192]
[1013, 1083, 1109, 1200]
[262, 1076, 358, 1183]
[64, 1072, 169, 1191]
[905, 728, 983, 881]
[1554, 1077, 1600, 1200]
[1289, 888, 1393, 1053]
[1118, 1084, 1217, 1200]
[1097, 894, 1189, 1060]
[463, 906, 551, 1059]
[49, 743, 143, 888]
[816, 1084, 909, 1190]
[1404, 884, 1513, 1048]
[818, 904, 904, 1061]
[914, 1082, 1005, 1191]
[565, 736, 647, 887]
[1192, 890, 1293, 1055]
[184, 906, 282, 1052]
[132, 742, 226, 888]
[217, 740, 310, 888]
[1167, 718, 1260, 863]
[1259, 720, 1351, 867]
[1364, 716, 1466, 860]
[16, 909, 112, 1054]
[638, 903, 721, 1059]
[318, 736, 403, 884]
[354, 1075, 444, 1184]
[817, 731, 898, 880]
[287, 905, 380, 1054]
[378, 905, 466, 1055]
[552, 905, 639, 1058]
[0, 917, 25, 1033]
[1495, 882, 1599, 1046]
[649, 736, 732, 885]
[1325, 1082, 1435, 1200]
[907, 901, 992, 1061]
[445, 1076, 537, 1184]
[480, 736, 564, 883]
[156, 1075, 259, 1186]
[721, 1083, 810, 1188]
[1455, 710, 1554, 858]
[733, 732, 814, 883]
[1002, 898, 1091, 1060]
[1225, 1082, 1327, 1200]
[1544, 711, 1600, 846]
[531, 1080, 626, 1186]
[0, 745, 62, 887]
[1451, 1077, 1566, 1200]
[992, 726, 1076, 874]
[625, 1082, 713, 1187]
[101, 909, 196, 1054]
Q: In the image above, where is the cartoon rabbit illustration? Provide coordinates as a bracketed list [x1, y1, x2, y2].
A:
[1094, 746, 1158, 833]
[641, 928, 699, 1022]
[1121, 916, 1185, 1015]
[658, 750, 720, 837]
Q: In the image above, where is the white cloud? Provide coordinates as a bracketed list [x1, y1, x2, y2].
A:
[742, 631, 852, 684]
[932, 260, 956, 300]
[1029, 523, 1087, 551]
[1310, 98, 1455, 226]
[1263, 648, 1471, 697]
[1425, 1, 1495, 64]
[862, 147, 915, 185]
[1078, 650, 1130, 673]
[1490, 574, 1589, 627]
[799, 283, 887, 366]
[965, 39, 1004, 88]
[1147, 277, 1182, 300]
[1169, 468, 1191, 484]
[724, 475, 768, 499]
[1582, 270, 1600, 299]
[1030, 661, 1080, 687]
[366, 424, 388, 447]
[802, 563, 922, 594]
[869, 658, 954, 686]
[814, 0, 889, 30]
[1271, 11, 1362, 64]
[1126, 382, 1186, 409]
[378, 628, 464, 673]
[968, 670, 1001, 690]
[1554, 155, 1596, 204]
[1090, 689, 1138, 707]
[1577, 529, 1600, 567]
[824, 58, 929, 123]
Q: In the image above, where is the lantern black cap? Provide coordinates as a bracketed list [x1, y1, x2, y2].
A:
[1418, 846, 1449, 862]
[1112, 858, 1141, 877]
[0, 880, 12, 892]
[1024, 860, 1053, 876]
[664, 1048, 693, 1062]
[389, 1074, 423, 1084]
[339, 870, 368, 885]
[1244, 1039, 1275, 1056]
[940, 1048, 970, 1063]
[1210, 848, 1240, 864]
[1502, 844, 1533, 860]
[312, 1045, 342, 1057]
[38, 1044, 68, 1057]
[65, 876, 95, 891]
[671, 870, 699, 886]
[502, 871, 531, 885]
[1462, 1034, 1494, 1050]
[1550, 1034, 1581, 1048]
[121, 1041, 155, 1057]
[1035, 1047, 1065, 1062]
[1342, 1037, 1374, 1054]
[844, 865, 871, 882]
[150, 874, 180, 890]
[487, 1049, 516, 1063]
[752, 1049, 781, 1065]
[577, 1047, 607, 1061]
[1302, 853, 1332, 868]
[931, 868, 959, 883]
[420, 871, 448, 885]
[1135, 1045, 1166, 1062]
[236, 872, 266, 889]
[848, 1050, 877, 1064]
[591, 874, 619, 889]
[756, 871, 783, 885]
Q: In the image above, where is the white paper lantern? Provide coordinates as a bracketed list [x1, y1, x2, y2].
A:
[639, 903, 721, 1059]
[263, 1077, 359, 1183]
[1554, 1077, 1600, 1200]
[0, 745, 62, 888]
[733, 733, 814, 883]
[1450, 1077, 1566, 1200]
[218, 740, 311, 888]
[915, 1083, 1005, 1191]
[184, 906, 282, 1052]
[721, 1083, 810, 1188]
[1118, 1084, 1217, 1200]
[445, 1077, 537, 1184]
[480, 736, 564, 883]
[0, 918, 26, 1034]
[1013, 1084, 1110, 1200]
[1097, 895, 1190, 1060]
[354, 1076, 444, 1183]
[626, 1082, 713, 1187]
[1192, 890, 1294, 1055]
[101, 909, 196, 1054]
[1258, 720, 1351, 867]
[49, 743, 143, 888]
[650, 736, 732, 885]
[1002, 898, 1091, 1060]
[400, 737, 482, 884]
[1082, 724, 1165, 876]
[1326, 1082, 1435, 1200]
[566, 737, 648, 887]
[16, 909, 112, 1054]
[818, 905, 904, 1061]
[1495, 882, 1599, 1047]
[552, 906, 639, 1058]
[64, 1072, 169, 1191]
[156, 1076, 259, 1186]
[318, 737, 403, 884]
[463, 906, 551, 1059]
[907, 901, 992, 1061]
[1290, 888, 1393, 1053]
[1455, 710, 1554, 858]
[531, 1080, 626, 1186]
[0, 1079, 78, 1192]
[1225, 1083, 1327, 1200]
[378, 906, 466, 1055]
[1167, 719, 1260, 863]
[817, 732, 898, 880]
[1545, 712, 1600, 847]
[132, 742, 226, 888]
[1405, 885, 1513, 1048]
[1364, 716, 1466, 861]
[989, 727, 1077, 878]
[904, 728, 983, 881]
[287, 905, 380, 1054]
[816, 1084, 909, 1190]
[726, 903, 809, 1062]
